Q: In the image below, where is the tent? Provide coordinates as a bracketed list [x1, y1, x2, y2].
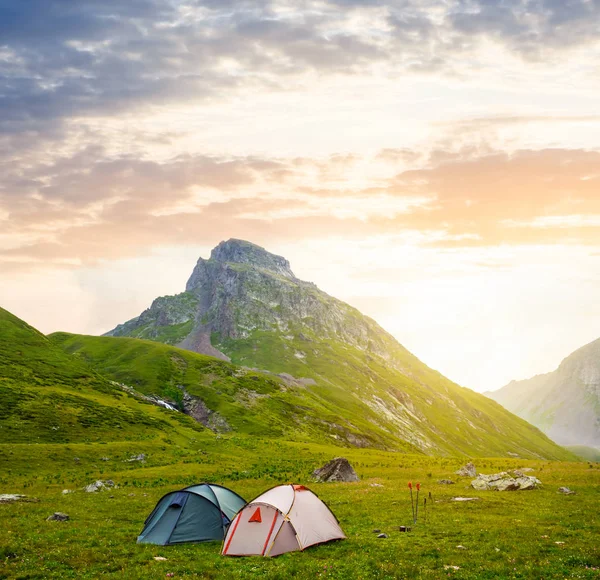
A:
[137, 483, 245, 545]
[222, 484, 345, 557]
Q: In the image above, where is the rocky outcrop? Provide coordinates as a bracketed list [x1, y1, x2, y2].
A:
[181, 391, 230, 433]
[313, 457, 359, 482]
[471, 472, 541, 491]
[104, 238, 410, 364]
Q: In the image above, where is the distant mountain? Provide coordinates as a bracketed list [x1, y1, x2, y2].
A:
[487, 338, 600, 448]
[100, 239, 573, 459]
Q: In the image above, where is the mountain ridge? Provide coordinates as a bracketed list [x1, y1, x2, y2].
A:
[487, 337, 600, 448]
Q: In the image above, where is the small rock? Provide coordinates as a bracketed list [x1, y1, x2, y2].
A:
[0, 494, 39, 504]
[126, 453, 146, 462]
[456, 545, 466, 550]
[555, 541, 565, 545]
[313, 457, 359, 483]
[62, 489, 73, 495]
[369, 483, 383, 488]
[455, 462, 477, 477]
[373, 529, 381, 533]
[558, 487, 576, 495]
[438, 479, 455, 485]
[84, 480, 115, 493]
[444, 565, 460, 571]
[451, 497, 481, 502]
[46, 512, 69, 522]
[377, 533, 388, 539]
[101, 457, 110, 462]
[153, 556, 168, 561]
[507, 452, 519, 457]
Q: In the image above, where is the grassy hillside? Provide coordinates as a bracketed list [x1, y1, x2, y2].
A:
[0, 307, 204, 445]
[50, 331, 574, 460]
[49, 332, 421, 452]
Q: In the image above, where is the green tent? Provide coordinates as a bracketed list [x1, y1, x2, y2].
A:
[137, 483, 246, 545]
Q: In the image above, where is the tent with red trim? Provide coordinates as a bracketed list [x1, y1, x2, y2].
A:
[222, 484, 345, 557]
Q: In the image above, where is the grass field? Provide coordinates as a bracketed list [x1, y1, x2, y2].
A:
[1, 437, 598, 580]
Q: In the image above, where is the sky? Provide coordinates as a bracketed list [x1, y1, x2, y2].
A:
[1, 0, 600, 392]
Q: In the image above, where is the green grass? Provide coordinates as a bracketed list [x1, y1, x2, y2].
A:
[0, 437, 598, 579]
[1, 306, 599, 578]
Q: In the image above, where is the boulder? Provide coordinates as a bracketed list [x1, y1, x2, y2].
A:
[470, 472, 541, 491]
[455, 462, 477, 477]
[312, 457, 359, 482]
[46, 512, 69, 522]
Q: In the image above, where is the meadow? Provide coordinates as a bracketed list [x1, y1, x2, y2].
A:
[1, 436, 598, 580]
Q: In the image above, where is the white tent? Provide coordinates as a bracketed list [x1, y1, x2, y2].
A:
[222, 484, 345, 557]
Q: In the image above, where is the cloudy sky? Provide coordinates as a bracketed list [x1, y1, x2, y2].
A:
[1, 0, 600, 392]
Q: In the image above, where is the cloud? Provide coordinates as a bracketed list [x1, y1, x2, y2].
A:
[2, 144, 600, 274]
[2, 0, 599, 143]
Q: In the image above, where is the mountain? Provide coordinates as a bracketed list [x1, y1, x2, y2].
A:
[487, 338, 600, 448]
[99, 238, 573, 459]
[0, 306, 203, 444]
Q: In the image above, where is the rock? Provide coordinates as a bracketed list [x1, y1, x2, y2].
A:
[558, 487, 576, 495]
[470, 472, 541, 491]
[451, 497, 481, 502]
[84, 480, 115, 493]
[370, 483, 383, 488]
[62, 489, 73, 495]
[46, 512, 69, 522]
[101, 457, 110, 462]
[153, 556, 168, 561]
[438, 479, 455, 485]
[518, 467, 534, 472]
[507, 452, 519, 457]
[373, 529, 381, 533]
[312, 457, 359, 483]
[377, 533, 388, 539]
[455, 462, 477, 477]
[0, 494, 39, 504]
[127, 454, 146, 462]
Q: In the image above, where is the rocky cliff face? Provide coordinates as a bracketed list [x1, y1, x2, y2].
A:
[104, 239, 573, 458]
[108, 239, 408, 365]
[487, 339, 600, 447]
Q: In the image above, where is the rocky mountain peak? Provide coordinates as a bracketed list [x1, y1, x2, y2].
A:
[208, 239, 296, 278]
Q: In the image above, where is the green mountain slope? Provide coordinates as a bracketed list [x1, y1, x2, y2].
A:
[100, 239, 573, 460]
[0, 307, 202, 444]
[487, 338, 600, 448]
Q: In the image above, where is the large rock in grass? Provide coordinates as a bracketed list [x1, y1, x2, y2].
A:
[471, 472, 541, 491]
[313, 457, 359, 482]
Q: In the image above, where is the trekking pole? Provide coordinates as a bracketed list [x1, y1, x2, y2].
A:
[408, 482, 415, 524]
[415, 483, 420, 523]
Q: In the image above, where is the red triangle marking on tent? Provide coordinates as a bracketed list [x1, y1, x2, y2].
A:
[248, 507, 262, 523]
